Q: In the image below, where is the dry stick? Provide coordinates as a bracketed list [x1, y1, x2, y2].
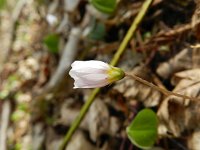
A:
[59, 0, 153, 150]
[47, 27, 82, 89]
[126, 73, 199, 101]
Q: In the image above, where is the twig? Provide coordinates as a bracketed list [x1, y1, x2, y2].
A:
[0, 101, 11, 150]
[59, 0, 153, 149]
[47, 27, 82, 89]
[125, 73, 200, 101]
[47, 11, 91, 89]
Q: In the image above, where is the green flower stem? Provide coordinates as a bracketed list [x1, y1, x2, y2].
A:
[110, 0, 152, 66]
[59, 0, 153, 149]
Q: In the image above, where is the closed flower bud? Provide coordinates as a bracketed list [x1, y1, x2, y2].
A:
[69, 60, 125, 88]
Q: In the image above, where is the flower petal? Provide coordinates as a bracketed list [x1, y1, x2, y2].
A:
[69, 69, 106, 81]
[70, 67, 107, 75]
[71, 60, 110, 70]
[74, 78, 108, 88]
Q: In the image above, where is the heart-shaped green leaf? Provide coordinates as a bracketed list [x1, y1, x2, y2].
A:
[126, 109, 158, 149]
[90, 0, 117, 14]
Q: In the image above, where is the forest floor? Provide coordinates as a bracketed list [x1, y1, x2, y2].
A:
[1, 0, 200, 150]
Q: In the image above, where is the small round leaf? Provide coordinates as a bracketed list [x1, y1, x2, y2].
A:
[126, 109, 158, 149]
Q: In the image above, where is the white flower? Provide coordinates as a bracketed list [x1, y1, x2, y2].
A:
[69, 60, 125, 88]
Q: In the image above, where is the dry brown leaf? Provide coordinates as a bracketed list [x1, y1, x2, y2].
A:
[45, 127, 63, 150]
[192, 47, 200, 68]
[87, 98, 121, 140]
[188, 129, 200, 150]
[171, 69, 200, 85]
[157, 48, 200, 80]
[66, 131, 97, 150]
[32, 123, 45, 150]
[192, 0, 200, 40]
[158, 71, 200, 137]
[156, 48, 193, 79]
[57, 98, 121, 141]
[58, 98, 86, 127]
[87, 98, 110, 141]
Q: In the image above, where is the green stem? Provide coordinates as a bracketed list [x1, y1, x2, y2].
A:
[59, 0, 153, 149]
[110, 0, 152, 66]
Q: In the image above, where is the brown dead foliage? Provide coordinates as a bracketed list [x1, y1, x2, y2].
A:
[2, 0, 200, 150]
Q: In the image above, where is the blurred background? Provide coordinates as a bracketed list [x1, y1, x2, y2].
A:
[0, 0, 200, 150]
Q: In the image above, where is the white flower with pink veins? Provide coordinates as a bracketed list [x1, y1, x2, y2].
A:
[69, 60, 125, 88]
